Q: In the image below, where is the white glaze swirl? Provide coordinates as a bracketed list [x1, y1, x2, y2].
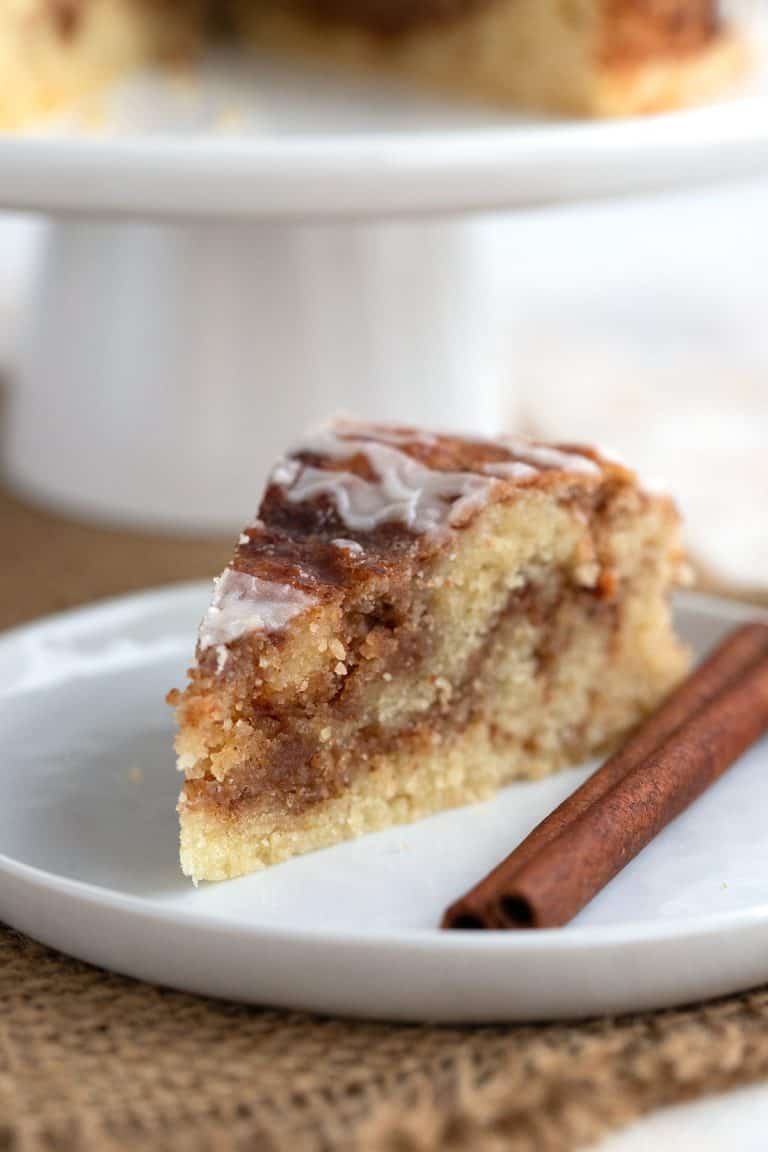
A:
[199, 569, 315, 652]
[271, 425, 601, 535]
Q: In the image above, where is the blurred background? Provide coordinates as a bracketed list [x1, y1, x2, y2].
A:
[1, 1, 767, 627]
[1, 171, 766, 621]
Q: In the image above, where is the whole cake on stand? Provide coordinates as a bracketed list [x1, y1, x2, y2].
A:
[0, 0, 745, 129]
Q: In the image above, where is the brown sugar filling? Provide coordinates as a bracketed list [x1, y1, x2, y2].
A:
[180, 570, 620, 821]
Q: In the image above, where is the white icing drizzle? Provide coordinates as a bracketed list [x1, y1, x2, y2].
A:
[269, 458, 301, 487]
[483, 460, 538, 481]
[281, 429, 499, 534]
[199, 568, 315, 651]
[271, 424, 603, 537]
[332, 538, 365, 555]
[500, 437, 601, 476]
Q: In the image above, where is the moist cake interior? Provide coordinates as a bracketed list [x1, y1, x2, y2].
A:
[170, 423, 690, 882]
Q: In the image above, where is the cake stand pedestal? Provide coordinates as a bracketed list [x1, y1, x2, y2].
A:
[8, 216, 506, 531]
[1, 50, 766, 530]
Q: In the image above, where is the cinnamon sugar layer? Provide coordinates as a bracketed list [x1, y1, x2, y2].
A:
[191, 423, 620, 667]
[179, 573, 622, 820]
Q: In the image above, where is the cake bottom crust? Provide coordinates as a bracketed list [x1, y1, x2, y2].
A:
[180, 722, 587, 883]
[179, 625, 688, 883]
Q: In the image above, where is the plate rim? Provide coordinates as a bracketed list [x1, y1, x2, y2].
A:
[1, 580, 767, 955]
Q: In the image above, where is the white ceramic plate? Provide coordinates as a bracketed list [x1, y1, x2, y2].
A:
[0, 585, 767, 1022]
[1, 39, 768, 220]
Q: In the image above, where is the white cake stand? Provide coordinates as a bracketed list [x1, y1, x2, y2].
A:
[1, 52, 767, 531]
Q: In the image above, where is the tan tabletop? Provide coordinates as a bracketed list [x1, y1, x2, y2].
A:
[2, 485, 768, 1152]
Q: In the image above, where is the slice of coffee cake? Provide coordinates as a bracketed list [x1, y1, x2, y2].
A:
[169, 422, 689, 882]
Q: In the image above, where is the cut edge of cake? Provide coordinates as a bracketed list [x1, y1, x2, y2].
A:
[169, 421, 691, 883]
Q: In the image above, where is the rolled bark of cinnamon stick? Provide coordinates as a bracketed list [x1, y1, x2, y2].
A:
[443, 622, 768, 931]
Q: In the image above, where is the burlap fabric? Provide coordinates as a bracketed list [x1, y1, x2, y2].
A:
[2, 485, 768, 1152]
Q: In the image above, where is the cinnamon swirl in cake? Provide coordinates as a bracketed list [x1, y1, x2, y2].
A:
[169, 421, 690, 882]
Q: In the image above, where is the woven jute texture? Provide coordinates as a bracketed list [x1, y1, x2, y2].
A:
[2, 484, 768, 1152]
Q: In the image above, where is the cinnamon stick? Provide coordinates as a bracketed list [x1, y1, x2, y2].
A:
[443, 622, 768, 931]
